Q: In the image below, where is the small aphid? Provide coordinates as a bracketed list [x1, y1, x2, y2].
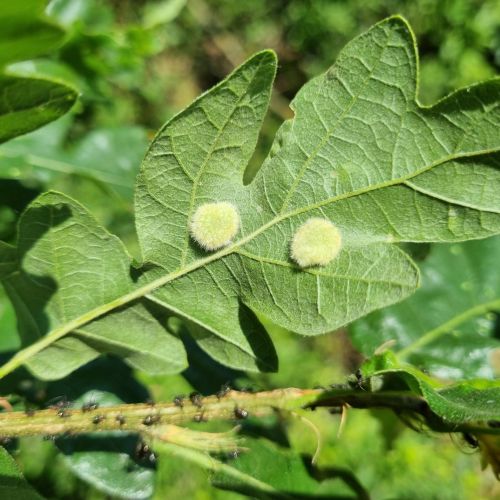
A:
[347, 369, 366, 390]
[43, 435, 56, 442]
[47, 396, 70, 409]
[216, 383, 231, 400]
[462, 433, 479, 448]
[24, 408, 36, 417]
[142, 414, 161, 426]
[234, 407, 249, 419]
[57, 408, 71, 418]
[290, 217, 342, 268]
[92, 414, 105, 425]
[82, 401, 99, 412]
[189, 201, 240, 251]
[135, 442, 157, 464]
[189, 392, 203, 408]
[193, 412, 206, 423]
[227, 449, 241, 460]
[173, 395, 185, 408]
[115, 414, 126, 426]
[145, 398, 155, 407]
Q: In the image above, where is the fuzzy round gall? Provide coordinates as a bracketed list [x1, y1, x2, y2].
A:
[290, 217, 342, 268]
[189, 202, 240, 251]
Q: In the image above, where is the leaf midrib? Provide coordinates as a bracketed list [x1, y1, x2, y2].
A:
[1, 141, 498, 377]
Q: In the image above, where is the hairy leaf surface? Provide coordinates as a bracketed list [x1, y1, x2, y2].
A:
[1, 17, 499, 377]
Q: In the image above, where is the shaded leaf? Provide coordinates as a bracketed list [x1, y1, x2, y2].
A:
[0, 446, 43, 500]
[51, 359, 154, 500]
[1, 192, 186, 379]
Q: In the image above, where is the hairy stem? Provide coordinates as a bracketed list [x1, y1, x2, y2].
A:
[0, 387, 495, 440]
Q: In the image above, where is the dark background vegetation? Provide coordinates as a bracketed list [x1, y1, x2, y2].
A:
[0, 0, 499, 498]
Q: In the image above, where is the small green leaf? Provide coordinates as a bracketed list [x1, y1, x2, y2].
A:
[0, 76, 77, 144]
[350, 237, 500, 379]
[362, 353, 500, 424]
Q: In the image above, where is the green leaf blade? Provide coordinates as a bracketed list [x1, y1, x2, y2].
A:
[0, 76, 77, 144]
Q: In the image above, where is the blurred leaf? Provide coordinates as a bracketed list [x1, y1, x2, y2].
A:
[159, 439, 366, 499]
[0, 287, 19, 352]
[1, 192, 187, 379]
[50, 359, 155, 500]
[69, 127, 149, 196]
[143, 0, 187, 29]
[350, 237, 500, 380]
[0, 0, 65, 68]
[0, 446, 43, 500]
[0, 121, 147, 196]
[7, 60, 86, 94]
[0, 76, 77, 144]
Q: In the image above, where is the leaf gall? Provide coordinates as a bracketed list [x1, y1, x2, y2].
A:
[291, 218, 342, 268]
[189, 202, 240, 251]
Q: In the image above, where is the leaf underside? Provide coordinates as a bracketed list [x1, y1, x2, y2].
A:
[1, 16, 499, 378]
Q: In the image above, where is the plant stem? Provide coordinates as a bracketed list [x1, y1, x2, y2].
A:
[0, 387, 495, 440]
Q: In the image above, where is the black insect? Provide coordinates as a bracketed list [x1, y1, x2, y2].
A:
[216, 382, 231, 400]
[47, 396, 71, 411]
[189, 392, 203, 408]
[173, 395, 185, 408]
[24, 407, 36, 417]
[142, 414, 161, 426]
[488, 420, 500, 428]
[145, 398, 155, 407]
[135, 442, 157, 464]
[92, 414, 105, 425]
[227, 449, 241, 460]
[82, 401, 99, 412]
[115, 414, 126, 426]
[462, 433, 479, 448]
[57, 408, 71, 418]
[43, 435, 56, 442]
[193, 412, 206, 423]
[234, 407, 248, 419]
[347, 369, 366, 390]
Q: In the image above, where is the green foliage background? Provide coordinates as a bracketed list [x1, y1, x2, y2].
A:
[0, 0, 499, 498]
